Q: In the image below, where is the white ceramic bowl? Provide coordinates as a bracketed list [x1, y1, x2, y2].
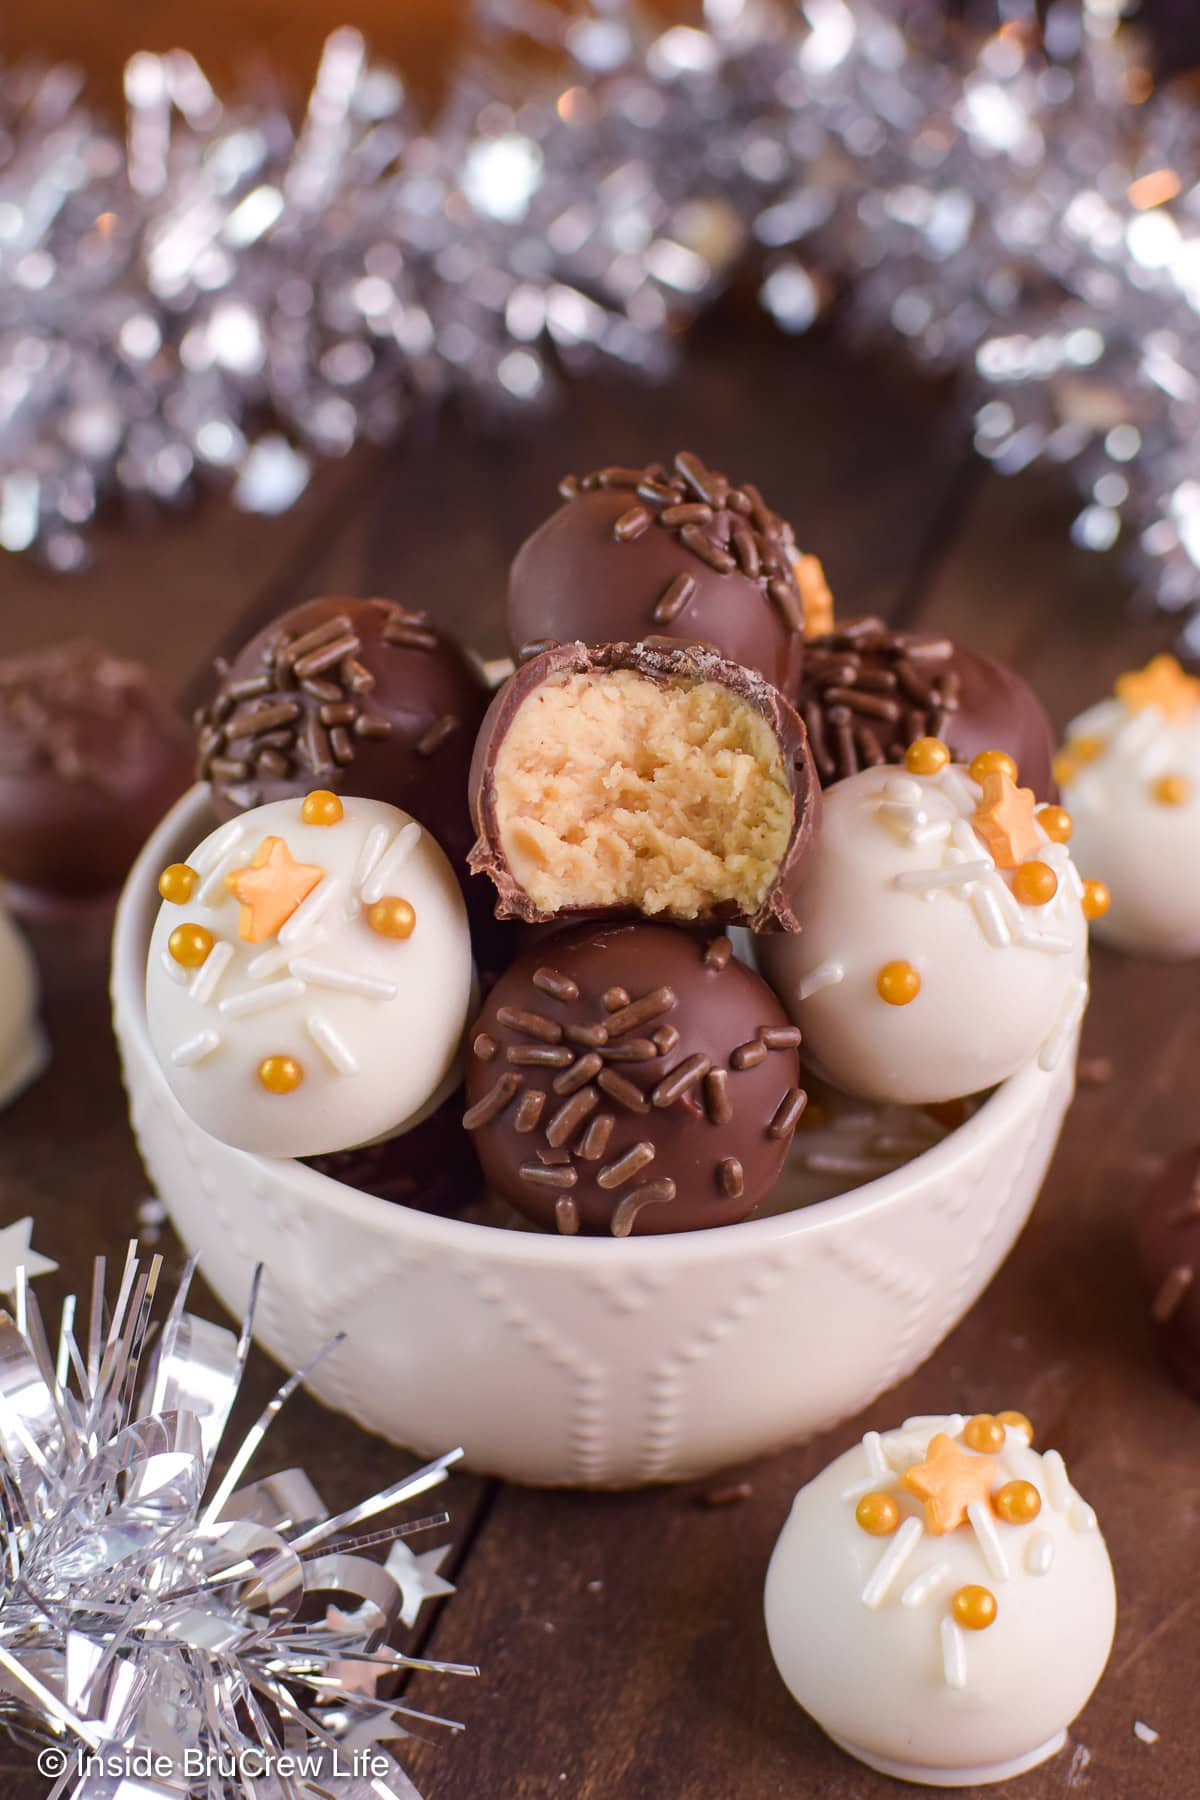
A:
[112, 788, 1077, 1489]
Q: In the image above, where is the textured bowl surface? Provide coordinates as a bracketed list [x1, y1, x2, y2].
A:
[112, 788, 1076, 1488]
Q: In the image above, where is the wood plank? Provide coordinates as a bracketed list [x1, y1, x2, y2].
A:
[0, 448, 379, 696]
[401, 456, 1197, 1798]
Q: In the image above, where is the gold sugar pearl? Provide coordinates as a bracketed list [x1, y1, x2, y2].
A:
[158, 862, 199, 904]
[258, 1055, 304, 1095]
[1052, 752, 1078, 788]
[962, 1413, 1006, 1455]
[168, 923, 215, 968]
[855, 1491, 901, 1536]
[1069, 735, 1105, 765]
[1038, 805, 1073, 844]
[366, 895, 417, 940]
[993, 1479, 1042, 1526]
[1152, 773, 1190, 807]
[905, 737, 951, 776]
[969, 748, 1018, 785]
[877, 961, 921, 1006]
[1011, 860, 1058, 907]
[301, 789, 344, 826]
[996, 1410, 1034, 1442]
[1081, 879, 1111, 921]
[951, 1584, 997, 1631]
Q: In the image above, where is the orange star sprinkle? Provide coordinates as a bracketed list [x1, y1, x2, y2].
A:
[972, 770, 1043, 869]
[901, 1433, 998, 1536]
[1115, 653, 1200, 723]
[225, 836, 324, 943]
[794, 553, 834, 636]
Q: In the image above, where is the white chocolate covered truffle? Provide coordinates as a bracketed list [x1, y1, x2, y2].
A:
[0, 903, 47, 1109]
[759, 749, 1089, 1103]
[1058, 654, 1200, 957]
[765, 1411, 1116, 1787]
[145, 792, 473, 1156]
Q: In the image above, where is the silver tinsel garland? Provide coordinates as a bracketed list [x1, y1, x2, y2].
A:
[0, 1247, 475, 1797]
[2, 0, 1199, 639]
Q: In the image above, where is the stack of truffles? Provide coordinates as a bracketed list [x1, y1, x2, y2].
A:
[142, 451, 1109, 1235]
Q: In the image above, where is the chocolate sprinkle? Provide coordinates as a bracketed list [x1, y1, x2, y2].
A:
[463, 1074, 521, 1129]
[704, 1069, 733, 1126]
[612, 1179, 677, 1238]
[704, 936, 733, 970]
[514, 1090, 546, 1133]
[506, 1045, 574, 1068]
[718, 1157, 745, 1199]
[416, 714, 459, 756]
[533, 967, 580, 1003]
[546, 1087, 601, 1149]
[596, 1142, 657, 1190]
[553, 1052, 605, 1095]
[496, 1006, 562, 1044]
[1152, 1264, 1194, 1324]
[653, 573, 696, 624]
[519, 1163, 578, 1190]
[579, 1114, 616, 1161]
[651, 1054, 712, 1109]
[769, 1087, 808, 1139]
[597, 1070, 652, 1115]
[555, 1197, 581, 1235]
[604, 987, 678, 1038]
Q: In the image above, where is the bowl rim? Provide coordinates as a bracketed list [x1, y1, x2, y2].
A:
[113, 784, 1062, 1270]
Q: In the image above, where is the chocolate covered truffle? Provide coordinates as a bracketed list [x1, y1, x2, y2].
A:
[798, 621, 1058, 800]
[463, 922, 807, 1236]
[760, 749, 1090, 1104]
[766, 1410, 1116, 1786]
[0, 641, 192, 903]
[469, 641, 821, 931]
[1136, 1142, 1200, 1397]
[195, 597, 488, 867]
[508, 452, 807, 690]
[1059, 654, 1200, 957]
[145, 793, 474, 1157]
[0, 902, 48, 1110]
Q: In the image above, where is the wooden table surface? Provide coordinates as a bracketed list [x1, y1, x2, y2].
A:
[0, 312, 1196, 1800]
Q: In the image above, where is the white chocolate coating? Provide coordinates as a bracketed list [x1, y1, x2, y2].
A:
[145, 796, 473, 1156]
[0, 904, 47, 1110]
[760, 764, 1088, 1103]
[1062, 693, 1200, 957]
[765, 1414, 1116, 1786]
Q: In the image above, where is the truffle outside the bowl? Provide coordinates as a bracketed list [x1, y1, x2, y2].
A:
[112, 787, 1078, 1489]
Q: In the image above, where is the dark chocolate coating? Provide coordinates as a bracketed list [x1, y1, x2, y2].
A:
[307, 1088, 481, 1219]
[468, 639, 821, 932]
[0, 641, 192, 900]
[196, 597, 489, 869]
[508, 454, 805, 691]
[463, 923, 805, 1235]
[1135, 1143, 1200, 1399]
[798, 620, 1058, 800]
